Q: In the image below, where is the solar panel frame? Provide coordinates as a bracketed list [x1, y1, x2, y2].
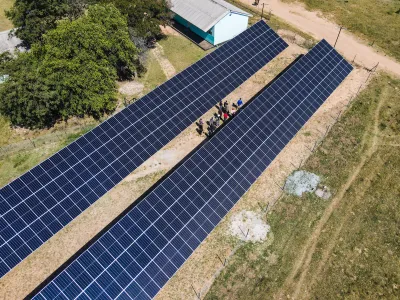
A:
[30, 39, 353, 300]
[0, 21, 288, 278]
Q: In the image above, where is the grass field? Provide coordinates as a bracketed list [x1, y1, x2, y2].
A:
[0, 120, 97, 187]
[138, 50, 168, 94]
[159, 35, 206, 73]
[283, 0, 400, 61]
[0, 0, 13, 31]
[205, 73, 400, 299]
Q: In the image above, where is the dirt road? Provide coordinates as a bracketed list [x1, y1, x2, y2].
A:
[240, 0, 400, 77]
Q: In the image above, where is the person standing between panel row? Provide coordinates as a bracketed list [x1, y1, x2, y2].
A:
[237, 98, 243, 109]
[223, 111, 229, 122]
[198, 118, 204, 135]
[215, 114, 220, 127]
[198, 97, 242, 136]
[224, 100, 229, 113]
[218, 102, 223, 116]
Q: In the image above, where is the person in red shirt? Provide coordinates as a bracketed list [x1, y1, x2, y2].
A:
[223, 112, 229, 122]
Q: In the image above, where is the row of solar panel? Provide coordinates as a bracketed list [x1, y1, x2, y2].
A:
[31, 40, 353, 299]
[0, 21, 275, 203]
[0, 21, 289, 278]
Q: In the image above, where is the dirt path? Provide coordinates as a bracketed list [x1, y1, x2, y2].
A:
[152, 43, 177, 79]
[279, 82, 387, 299]
[240, 0, 400, 77]
[304, 161, 382, 297]
[301, 86, 388, 297]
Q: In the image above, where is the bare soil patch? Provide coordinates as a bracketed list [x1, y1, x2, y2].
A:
[278, 29, 306, 47]
[117, 81, 144, 98]
[229, 211, 270, 242]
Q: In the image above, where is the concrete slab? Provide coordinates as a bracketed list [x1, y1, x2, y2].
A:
[0, 30, 22, 53]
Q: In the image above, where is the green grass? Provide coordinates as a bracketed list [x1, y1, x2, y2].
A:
[138, 51, 167, 94]
[158, 35, 207, 73]
[282, 0, 400, 61]
[205, 73, 400, 299]
[0, 122, 97, 187]
[61, 125, 95, 147]
[138, 34, 207, 95]
[0, 115, 14, 146]
[0, 0, 13, 31]
[0, 145, 58, 187]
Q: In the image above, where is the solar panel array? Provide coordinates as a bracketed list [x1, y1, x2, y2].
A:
[0, 21, 288, 278]
[31, 39, 352, 300]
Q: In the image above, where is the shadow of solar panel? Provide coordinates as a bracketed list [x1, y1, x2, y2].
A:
[0, 21, 288, 278]
[30, 39, 352, 299]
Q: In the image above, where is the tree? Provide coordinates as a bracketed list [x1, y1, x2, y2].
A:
[5, 0, 87, 47]
[110, 0, 172, 46]
[0, 4, 142, 129]
[0, 52, 13, 74]
[0, 52, 68, 128]
[38, 3, 144, 79]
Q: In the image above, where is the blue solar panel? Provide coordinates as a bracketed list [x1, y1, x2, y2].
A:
[0, 21, 288, 278]
[30, 39, 352, 299]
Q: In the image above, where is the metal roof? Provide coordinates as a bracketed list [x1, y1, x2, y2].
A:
[171, 0, 252, 32]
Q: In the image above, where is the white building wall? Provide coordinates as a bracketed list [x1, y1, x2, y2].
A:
[212, 13, 249, 45]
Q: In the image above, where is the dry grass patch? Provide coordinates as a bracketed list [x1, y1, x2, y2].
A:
[205, 73, 400, 299]
[0, 0, 13, 31]
[282, 0, 400, 61]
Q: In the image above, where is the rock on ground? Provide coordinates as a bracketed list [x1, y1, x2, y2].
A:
[315, 188, 332, 200]
[284, 170, 320, 197]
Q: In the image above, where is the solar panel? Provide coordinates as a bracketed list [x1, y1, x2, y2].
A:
[30, 39, 352, 299]
[0, 21, 288, 278]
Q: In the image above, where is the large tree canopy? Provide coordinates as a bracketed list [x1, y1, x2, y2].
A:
[6, 0, 87, 47]
[0, 4, 142, 129]
[7, 0, 172, 48]
[110, 0, 172, 46]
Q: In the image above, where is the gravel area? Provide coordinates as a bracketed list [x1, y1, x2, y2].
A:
[229, 210, 270, 242]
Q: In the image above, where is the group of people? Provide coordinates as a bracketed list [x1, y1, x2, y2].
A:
[197, 98, 244, 136]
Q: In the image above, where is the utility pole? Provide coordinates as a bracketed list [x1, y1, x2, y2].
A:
[334, 25, 344, 48]
[261, 3, 265, 20]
